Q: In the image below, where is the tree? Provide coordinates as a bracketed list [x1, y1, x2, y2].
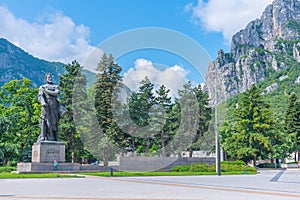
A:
[284, 93, 300, 160]
[59, 60, 89, 163]
[155, 85, 172, 156]
[188, 84, 211, 157]
[221, 85, 274, 166]
[128, 77, 156, 156]
[174, 82, 199, 156]
[94, 54, 126, 160]
[0, 78, 40, 165]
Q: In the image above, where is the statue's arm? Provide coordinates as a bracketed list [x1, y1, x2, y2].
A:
[38, 86, 47, 106]
[45, 85, 60, 97]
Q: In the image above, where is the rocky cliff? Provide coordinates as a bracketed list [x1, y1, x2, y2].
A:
[205, 0, 300, 105]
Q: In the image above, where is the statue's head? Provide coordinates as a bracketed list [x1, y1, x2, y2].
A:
[45, 73, 53, 84]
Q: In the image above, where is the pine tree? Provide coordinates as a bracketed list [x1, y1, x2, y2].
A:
[128, 77, 156, 156]
[155, 85, 172, 156]
[284, 93, 300, 160]
[94, 54, 126, 151]
[175, 82, 199, 156]
[59, 60, 88, 163]
[188, 84, 211, 157]
[221, 85, 274, 165]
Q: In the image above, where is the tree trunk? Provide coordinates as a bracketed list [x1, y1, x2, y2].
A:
[161, 129, 165, 157]
[103, 149, 109, 166]
[146, 137, 150, 156]
[71, 132, 75, 163]
[189, 130, 202, 158]
[3, 158, 7, 166]
[189, 148, 193, 157]
[132, 138, 136, 157]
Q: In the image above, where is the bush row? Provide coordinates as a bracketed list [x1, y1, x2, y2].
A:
[0, 166, 16, 173]
[172, 161, 256, 173]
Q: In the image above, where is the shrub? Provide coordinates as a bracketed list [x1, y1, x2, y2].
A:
[171, 161, 256, 173]
[257, 163, 278, 168]
[0, 166, 16, 173]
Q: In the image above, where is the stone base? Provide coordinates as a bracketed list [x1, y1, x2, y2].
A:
[17, 163, 106, 173]
[32, 141, 65, 163]
[17, 162, 80, 172]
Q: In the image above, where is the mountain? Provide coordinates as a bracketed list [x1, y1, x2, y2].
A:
[0, 38, 97, 87]
[205, 0, 300, 105]
[0, 38, 66, 87]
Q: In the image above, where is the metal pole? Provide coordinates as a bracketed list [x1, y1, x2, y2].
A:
[216, 130, 221, 176]
[214, 75, 221, 176]
[215, 109, 221, 176]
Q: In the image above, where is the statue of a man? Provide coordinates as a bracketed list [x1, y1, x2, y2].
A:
[37, 73, 67, 142]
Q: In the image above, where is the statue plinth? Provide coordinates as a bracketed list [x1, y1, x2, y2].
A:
[32, 141, 65, 163]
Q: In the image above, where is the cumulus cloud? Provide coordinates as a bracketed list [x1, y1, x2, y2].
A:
[122, 58, 188, 97]
[0, 6, 100, 69]
[186, 0, 273, 43]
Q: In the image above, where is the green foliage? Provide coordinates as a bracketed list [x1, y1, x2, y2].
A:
[188, 84, 212, 155]
[172, 161, 256, 173]
[82, 171, 256, 176]
[221, 85, 274, 164]
[0, 166, 16, 173]
[154, 85, 172, 156]
[94, 54, 125, 163]
[224, 53, 235, 63]
[284, 93, 300, 157]
[0, 173, 81, 179]
[59, 60, 94, 163]
[286, 20, 300, 34]
[256, 163, 278, 168]
[0, 78, 40, 165]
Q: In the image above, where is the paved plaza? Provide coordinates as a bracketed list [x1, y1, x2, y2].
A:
[0, 169, 300, 200]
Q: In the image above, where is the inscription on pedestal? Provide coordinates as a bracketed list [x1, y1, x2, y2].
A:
[32, 141, 65, 163]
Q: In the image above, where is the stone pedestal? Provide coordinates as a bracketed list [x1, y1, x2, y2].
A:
[18, 140, 106, 173]
[32, 141, 65, 163]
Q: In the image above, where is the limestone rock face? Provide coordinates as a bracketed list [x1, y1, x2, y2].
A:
[205, 0, 300, 105]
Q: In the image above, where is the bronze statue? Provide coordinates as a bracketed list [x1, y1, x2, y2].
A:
[37, 73, 67, 142]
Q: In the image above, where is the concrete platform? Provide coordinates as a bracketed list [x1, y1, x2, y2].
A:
[17, 162, 80, 172]
[16, 162, 109, 173]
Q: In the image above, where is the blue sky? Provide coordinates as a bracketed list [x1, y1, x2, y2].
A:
[0, 0, 273, 91]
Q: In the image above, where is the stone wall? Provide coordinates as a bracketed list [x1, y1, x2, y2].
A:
[117, 157, 215, 171]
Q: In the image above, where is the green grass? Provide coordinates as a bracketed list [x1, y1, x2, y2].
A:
[81, 171, 257, 177]
[0, 172, 83, 179]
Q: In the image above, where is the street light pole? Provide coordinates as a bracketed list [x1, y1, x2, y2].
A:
[215, 103, 221, 176]
[213, 69, 221, 176]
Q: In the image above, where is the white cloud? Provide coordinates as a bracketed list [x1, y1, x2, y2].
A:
[0, 6, 100, 70]
[187, 0, 273, 43]
[122, 58, 188, 97]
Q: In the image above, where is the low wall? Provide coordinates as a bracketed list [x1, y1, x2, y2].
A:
[17, 163, 109, 173]
[118, 157, 215, 171]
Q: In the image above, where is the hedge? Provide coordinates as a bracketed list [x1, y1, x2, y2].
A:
[172, 160, 256, 173]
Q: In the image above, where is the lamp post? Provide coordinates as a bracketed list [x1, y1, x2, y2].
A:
[211, 69, 222, 176]
[215, 101, 221, 176]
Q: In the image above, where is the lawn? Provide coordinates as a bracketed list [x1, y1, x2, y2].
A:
[0, 172, 83, 179]
[82, 171, 257, 177]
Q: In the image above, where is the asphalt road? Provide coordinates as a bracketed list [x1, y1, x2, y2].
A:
[0, 169, 299, 200]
